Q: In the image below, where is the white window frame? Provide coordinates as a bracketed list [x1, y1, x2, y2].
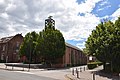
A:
[2, 45, 5, 51]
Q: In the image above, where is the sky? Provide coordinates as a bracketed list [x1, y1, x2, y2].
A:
[0, 0, 120, 49]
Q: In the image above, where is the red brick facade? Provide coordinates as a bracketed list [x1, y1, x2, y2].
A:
[62, 43, 87, 67]
[0, 34, 23, 62]
[0, 34, 87, 68]
[52, 43, 87, 68]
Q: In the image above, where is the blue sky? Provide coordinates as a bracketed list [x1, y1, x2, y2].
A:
[66, 0, 120, 48]
[92, 0, 120, 17]
[0, 0, 120, 50]
[77, 0, 120, 17]
[76, 0, 120, 18]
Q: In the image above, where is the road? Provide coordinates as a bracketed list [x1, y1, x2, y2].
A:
[0, 69, 58, 80]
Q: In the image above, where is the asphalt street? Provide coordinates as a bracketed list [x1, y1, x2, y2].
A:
[0, 69, 58, 80]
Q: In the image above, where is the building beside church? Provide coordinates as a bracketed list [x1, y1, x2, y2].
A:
[0, 34, 23, 62]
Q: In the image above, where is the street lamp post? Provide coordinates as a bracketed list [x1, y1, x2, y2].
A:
[28, 36, 32, 72]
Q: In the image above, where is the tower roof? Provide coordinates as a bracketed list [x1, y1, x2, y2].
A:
[45, 16, 55, 30]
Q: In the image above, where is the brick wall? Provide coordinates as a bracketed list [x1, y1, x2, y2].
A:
[0, 34, 23, 62]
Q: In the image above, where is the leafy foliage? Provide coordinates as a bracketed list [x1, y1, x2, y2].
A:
[87, 62, 102, 69]
[19, 17, 65, 64]
[19, 31, 39, 63]
[37, 27, 66, 64]
[85, 17, 120, 72]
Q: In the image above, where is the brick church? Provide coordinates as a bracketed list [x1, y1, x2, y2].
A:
[0, 17, 87, 67]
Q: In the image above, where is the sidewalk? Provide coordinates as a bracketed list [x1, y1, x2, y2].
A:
[0, 63, 120, 80]
[67, 65, 120, 80]
[0, 63, 71, 80]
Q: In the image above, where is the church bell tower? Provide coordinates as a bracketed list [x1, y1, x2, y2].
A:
[45, 16, 55, 30]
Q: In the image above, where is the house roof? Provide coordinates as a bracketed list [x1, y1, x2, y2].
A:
[65, 42, 82, 51]
[0, 34, 22, 43]
[0, 36, 14, 43]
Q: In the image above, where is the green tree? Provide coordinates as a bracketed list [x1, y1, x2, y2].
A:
[20, 16, 66, 66]
[37, 28, 66, 65]
[85, 17, 120, 73]
[19, 31, 39, 63]
[37, 16, 66, 65]
[112, 17, 120, 72]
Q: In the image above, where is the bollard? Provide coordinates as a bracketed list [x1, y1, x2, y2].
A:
[80, 67, 82, 72]
[72, 68, 74, 75]
[12, 65, 13, 70]
[23, 67, 24, 71]
[76, 68, 80, 78]
[93, 72, 95, 80]
[5, 65, 7, 68]
[84, 67, 85, 71]
[118, 73, 120, 80]
[23, 63, 25, 71]
[76, 70, 79, 78]
[76, 68, 78, 73]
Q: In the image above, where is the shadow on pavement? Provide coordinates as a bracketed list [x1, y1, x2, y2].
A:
[91, 70, 120, 80]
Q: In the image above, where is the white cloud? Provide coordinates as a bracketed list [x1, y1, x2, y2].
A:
[0, 0, 4, 4]
[99, 0, 108, 6]
[0, 12, 9, 19]
[63, 13, 100, 41]
[111, 8, 120, 19]
[119, 4, 120, 7]
[97, 0, 111, 12]
[97, 5, 111, 11]
[6, 3, 16, 12]
[0, 0, 102, 49]
[77, 0, 102, 13]
[76, 42, 86, 50]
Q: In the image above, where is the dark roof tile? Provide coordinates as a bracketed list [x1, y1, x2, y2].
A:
[65, 42, 82, 51]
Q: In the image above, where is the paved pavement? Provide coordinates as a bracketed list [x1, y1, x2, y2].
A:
[0, 69, 58, 80]
[68, 65, 120, 80]
[0, 63, 71, 80]
[0, 63, 120, 80]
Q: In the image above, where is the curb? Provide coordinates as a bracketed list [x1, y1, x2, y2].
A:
[65, 74, 73, 80]
[65, 74, 78, 80]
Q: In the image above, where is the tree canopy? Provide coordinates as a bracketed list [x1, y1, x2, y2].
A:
[37, 28, 65, 64]
[85, 17, 120, 72]
[19, 31, 39, 63]
[19, 17, 66, 64]
[37, 18, 66, 64]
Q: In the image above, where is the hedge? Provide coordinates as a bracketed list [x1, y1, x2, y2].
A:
[87, 62, 102, 69]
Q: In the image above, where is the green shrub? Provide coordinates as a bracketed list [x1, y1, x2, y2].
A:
[87, 62, 102, 69]
[97, 62, 103, 66]
[87, 63, 97, 69]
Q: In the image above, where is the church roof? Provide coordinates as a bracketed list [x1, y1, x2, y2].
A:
[65, 42, 82, 51]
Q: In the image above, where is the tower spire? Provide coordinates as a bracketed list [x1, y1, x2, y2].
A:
[45, 16, 55, 30]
